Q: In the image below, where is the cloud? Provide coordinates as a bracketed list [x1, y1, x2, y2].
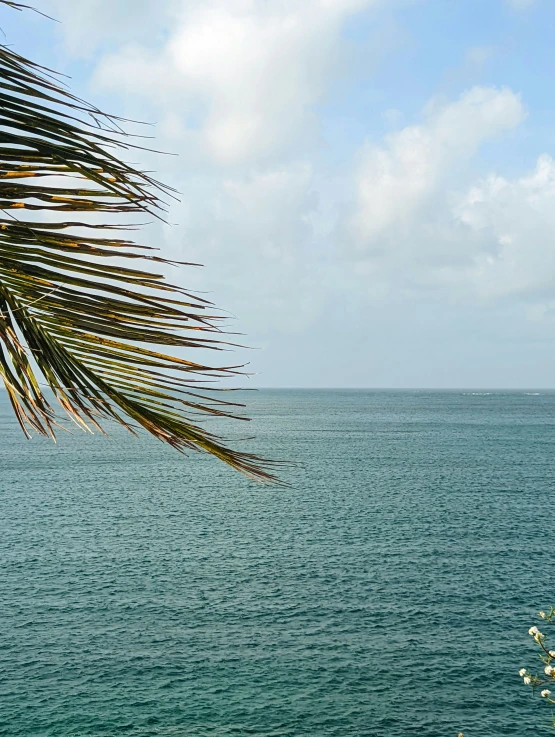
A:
[153, 162, 325, 334]
[343, 87, 555, 312]
[16, 0, 555, 387]
[455, 154, 555, 302]
[45, 0, 179, 56]
[36, 0, 386, 337]
[349, 87, 525, 248]
[91, 0, 382, 164]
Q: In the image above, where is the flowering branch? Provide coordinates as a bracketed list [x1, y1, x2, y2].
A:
[520, 609, 555, 715]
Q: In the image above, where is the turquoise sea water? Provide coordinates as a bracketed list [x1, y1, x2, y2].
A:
[2, 389, 555, 737]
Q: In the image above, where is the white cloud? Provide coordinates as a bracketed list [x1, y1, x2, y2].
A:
[91, 0, 381, 164]
[350, 87, 525, 247]
[35, 0, 384, 337]
[155, 162, 325, 334]
[344, 87, 555, 313]
[455, 154, 555, 301]
[11, 0, 555, 388]
[45, 0, 179, 55]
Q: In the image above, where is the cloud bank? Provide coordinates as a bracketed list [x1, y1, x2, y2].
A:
[31, 0, 555, 385]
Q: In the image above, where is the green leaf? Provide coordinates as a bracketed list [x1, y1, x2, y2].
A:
[0, 1, 283, 483]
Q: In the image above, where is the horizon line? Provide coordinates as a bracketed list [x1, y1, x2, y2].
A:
[1, 386, 555, 392]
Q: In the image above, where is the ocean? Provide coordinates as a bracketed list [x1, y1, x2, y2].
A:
[1, 389, 555, 737]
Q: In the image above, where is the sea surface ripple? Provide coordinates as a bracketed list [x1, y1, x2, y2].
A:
[1, 389, 555, 736]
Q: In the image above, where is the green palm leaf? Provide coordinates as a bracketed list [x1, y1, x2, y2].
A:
[0, 2, 281, 483]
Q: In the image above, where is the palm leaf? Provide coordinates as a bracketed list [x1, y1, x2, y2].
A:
[0, 2, 281, 483]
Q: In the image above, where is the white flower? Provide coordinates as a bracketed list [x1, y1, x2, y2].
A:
[545, 665, 553, 676]
[519, 668, 527, 677]
[549, 651, 555, 658]
[530, 626, 540, 636]
[542, 689, 552, 698]
[524, 677, 532, 685]
[535, 632, 544, 642]
[540, 612, 547, 619]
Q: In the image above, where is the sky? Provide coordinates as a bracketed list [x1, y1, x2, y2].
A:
[3, 0, 555, 388]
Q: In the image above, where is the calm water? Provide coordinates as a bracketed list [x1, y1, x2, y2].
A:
[1, 389, 555, 737]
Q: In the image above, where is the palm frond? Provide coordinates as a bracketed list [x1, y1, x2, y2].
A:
[0, 2, 281, 483]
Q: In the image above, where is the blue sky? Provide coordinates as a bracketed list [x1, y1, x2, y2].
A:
[3, 0, 555, 388]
